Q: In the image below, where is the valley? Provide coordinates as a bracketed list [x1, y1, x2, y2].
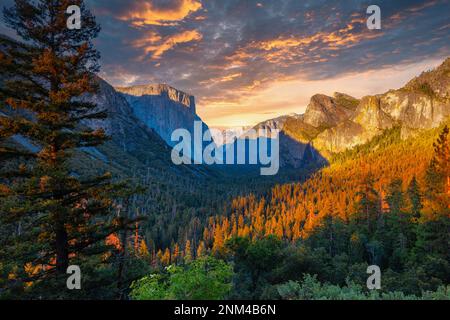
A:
[74, 58, 450, 278]
[5, 54, 447, 263]
[0, 1, 450, 300]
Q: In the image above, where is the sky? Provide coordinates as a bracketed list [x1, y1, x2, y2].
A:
[1, 0, 449, 128]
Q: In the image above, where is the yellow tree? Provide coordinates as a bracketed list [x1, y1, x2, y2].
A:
[184, 240, 192, 263]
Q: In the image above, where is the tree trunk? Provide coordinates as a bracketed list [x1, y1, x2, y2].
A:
[117, 227, 128, 300]
[55, 225, 69, 274]
[447, 176, 449, 209]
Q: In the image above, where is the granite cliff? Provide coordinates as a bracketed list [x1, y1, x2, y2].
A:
[116, 84, 209, 147]
[254, 57, 450, 163]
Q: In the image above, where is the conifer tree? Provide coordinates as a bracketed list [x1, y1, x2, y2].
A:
[425, 126, 449, 214]
[407, 176, 422, 220]
[353, 175, 381, 235]
[197, 240, 206, 258]
[415, 126, 450, 266]
[184, 240, 193, 263]
[0, 0, 132, 298]
[386, 179, 405, 215]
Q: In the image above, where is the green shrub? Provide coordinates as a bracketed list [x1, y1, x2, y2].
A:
[130, 256, 233, 300]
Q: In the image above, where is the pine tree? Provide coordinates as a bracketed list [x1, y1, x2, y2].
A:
[414, 126, 450, 269]
[407, 176, 422, 220]
[161, 248, 171, 266]
[385, 179, 405, 215]
[184, 240, 192, 263]
[197, 240, 206, 258]
[353, 174, 381, 236]
[172, 243, 180, 264]
[0, 0, 132, 298]
[138, 240, 149, 258]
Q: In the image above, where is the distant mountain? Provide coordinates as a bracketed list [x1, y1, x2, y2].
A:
[2, 31, 448, 177]
[70, 58, 450, 173]
[251, 114, 325, 169]
[0, 66, 209, 179]
[78, 78, 173, 170]
[210, 126, 253, 146]
[116, 84, 210, 148]
[250, 97, 357, 169]
[79, 78, 212, 178]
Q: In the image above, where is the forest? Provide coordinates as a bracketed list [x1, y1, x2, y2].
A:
[130, 124, 450, 300]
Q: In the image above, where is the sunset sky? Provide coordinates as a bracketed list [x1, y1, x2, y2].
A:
[1, 0, 449, 128]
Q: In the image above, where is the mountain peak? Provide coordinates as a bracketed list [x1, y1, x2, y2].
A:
[114, 83, 209, 147]
[303, 93, 357, 128]
[403, 57, 450, 99]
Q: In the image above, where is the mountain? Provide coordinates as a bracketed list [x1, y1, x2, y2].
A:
[82, 78, 170, 165]
[251, 114, 325, 169]
[8, 53, 444, 175]
[253, 58, 450, 162]
[79, 78, 217, 179]
[0, 67, 209, 179]
[115, 84, 210, 148]
[303, 93, 359, 128]
[249, 95, 358, 169]
[313, 58, 450, 154]
[210, 126, 253, 146]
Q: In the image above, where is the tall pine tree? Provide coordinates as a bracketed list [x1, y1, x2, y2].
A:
[425, 126, 450, 215]
[0, 0, 132, 298]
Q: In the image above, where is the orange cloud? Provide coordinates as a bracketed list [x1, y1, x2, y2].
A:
[133, 30, 203, 60]
[197, 58, 445, 128]
[225, 18, 383, 66]
[194, 20, 388, 122]
[132, 31, 162, 47]
[255, 35, 319, 50]
[200, 72, 243, 86]
[120, 0, 202, 26]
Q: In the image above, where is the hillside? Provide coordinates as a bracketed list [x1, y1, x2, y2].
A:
[200, 118, 447, 246]
[150, 113, 449, 299]
[116, 84, 210, 148]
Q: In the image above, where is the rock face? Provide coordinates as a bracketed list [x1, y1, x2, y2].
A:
[313, 58, 450, 153]
[303, 93, 358, 128]
[257, 57, 450, 163]
[117, 84, 195, 111]
[74, 78, 211, 177]
[82, 78, 173, 162]
[252, 115, 326, 168]
[210, 126, 253, 146]
[250, 95, 359, 168]
[116, 84, 209, 147]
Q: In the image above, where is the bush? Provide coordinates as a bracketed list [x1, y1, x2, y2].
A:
[130, 256, 233, 300]
[277, 274, 450, 300]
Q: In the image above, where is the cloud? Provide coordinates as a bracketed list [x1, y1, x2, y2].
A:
[227, 17, 382, 68]
[119, 0, 202, 26]
[133, 30, 203, 60]
[77, 0, 450, 127]
[132, 31, 162, 47]
[198, 58, 446, 128]
[200, 72, 243, 86]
